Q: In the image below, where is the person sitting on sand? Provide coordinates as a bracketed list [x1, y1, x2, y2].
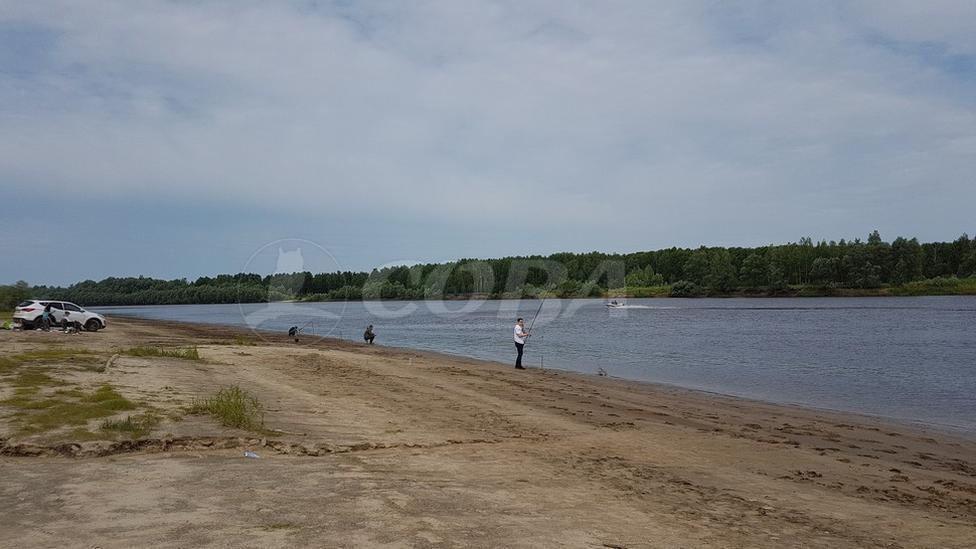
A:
[364, 324, 375, 344]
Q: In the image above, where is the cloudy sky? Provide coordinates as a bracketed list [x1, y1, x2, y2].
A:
[1, 1, 974, 285]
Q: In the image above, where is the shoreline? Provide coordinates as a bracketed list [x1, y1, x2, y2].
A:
[96, 311, 976, 440]
[3, 317, 975, 546]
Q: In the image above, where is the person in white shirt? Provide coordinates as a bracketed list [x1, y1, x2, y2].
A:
[514, 317, 530, 369]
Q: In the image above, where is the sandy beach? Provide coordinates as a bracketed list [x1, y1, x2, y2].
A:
[1, 318, 975, 548]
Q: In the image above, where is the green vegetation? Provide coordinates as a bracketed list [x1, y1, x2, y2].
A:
[610, 285, 670, 298]
[0, 349, 104, 377]
[209, 335, 258, 346]
[3, 386, 48, 409]
[123, 346, 201, 360]
[0, 348, 147, 438]
[12, 348, 97, 362]
[233, 335, 258, 346]
[86, 384, 138, 409]
[0, 280, 30, 310]
[0, 356, 17, 374]
[100, 412, 160, 438]
[6, 231, 976, 302]
[189, 385, 264, 431]
[3, 383, 137, 435]
[69, 428, 110, 441]
[262, 523, 297, 531]
[1, 353, 85, 389]
[669, 280, 705, 298]
[6, 272, 367, 306]
[12, 369, 62, 388]
[888, 276, 976, 296]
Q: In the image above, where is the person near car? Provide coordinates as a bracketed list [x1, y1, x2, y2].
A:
[13, 300, 105, 332]
[41, 303, 53, 331]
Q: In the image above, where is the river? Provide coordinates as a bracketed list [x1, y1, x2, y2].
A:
[94, 296, 976, 433]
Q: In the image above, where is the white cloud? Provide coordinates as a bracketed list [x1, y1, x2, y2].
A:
[1, 0, 974, 250]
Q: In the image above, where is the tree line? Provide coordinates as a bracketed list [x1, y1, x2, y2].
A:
[2, 231, 974, 308]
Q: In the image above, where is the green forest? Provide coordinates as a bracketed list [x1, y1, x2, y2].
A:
[3, 231, 975, 308]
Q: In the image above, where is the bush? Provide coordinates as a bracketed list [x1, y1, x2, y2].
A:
[100, 413, 159, 438]
[669, 280, 702, 297]
[123, 346, 201, 360]
[625, 266, 664, 287]
[555, 280, 582, 298]
[890, 276, 976, 296]
[586, 284, 605, 298]
[189, 385, 264, 430]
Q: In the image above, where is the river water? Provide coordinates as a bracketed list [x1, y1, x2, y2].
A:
[94, 296, 976, 433]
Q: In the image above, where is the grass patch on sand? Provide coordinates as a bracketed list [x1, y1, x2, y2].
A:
[189, 385, 264, 431]
[208, 335, 258, 346]
[0, 424, 107, 441]
[233, 335, 258, 346]
[0, 356, 18, 374]
[123, 346, 201, 360]
[12, 369, 64, 388]
[100, 412, 160, 438]
[262, 523, 297, 531]
[0, 368, 68, 401]
[1, 348, 99, 375]
[69, 427, 109, 441]
[1, 347, 138, 438]
[14, 348, 97, 361]
[53, 388, 87, 398]
[3, 383, 137, 435]
[85, 384, 137, 408]
[2, 387, 52, 409]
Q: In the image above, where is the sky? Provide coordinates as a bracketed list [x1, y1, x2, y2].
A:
[1, 0, 974, 285]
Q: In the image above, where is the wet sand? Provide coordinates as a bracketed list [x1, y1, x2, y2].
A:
[1, 318, 975, 548]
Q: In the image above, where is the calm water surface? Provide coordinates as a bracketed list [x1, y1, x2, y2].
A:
[94, 297, 976, 433]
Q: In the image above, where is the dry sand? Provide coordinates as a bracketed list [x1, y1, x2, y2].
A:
[1, 318, 975, 548]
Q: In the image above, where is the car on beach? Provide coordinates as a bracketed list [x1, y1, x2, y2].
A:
[12, 300, 107, 332]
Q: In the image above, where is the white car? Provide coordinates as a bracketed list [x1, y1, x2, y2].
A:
[13, 299, 107, 332]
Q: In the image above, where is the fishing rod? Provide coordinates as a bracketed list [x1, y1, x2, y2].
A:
[527, 296, 546, 335]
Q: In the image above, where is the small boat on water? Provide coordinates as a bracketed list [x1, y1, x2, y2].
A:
[605, 300, 658, 310]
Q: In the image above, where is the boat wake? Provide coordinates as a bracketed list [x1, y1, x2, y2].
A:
[606, 304, 675, 310]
